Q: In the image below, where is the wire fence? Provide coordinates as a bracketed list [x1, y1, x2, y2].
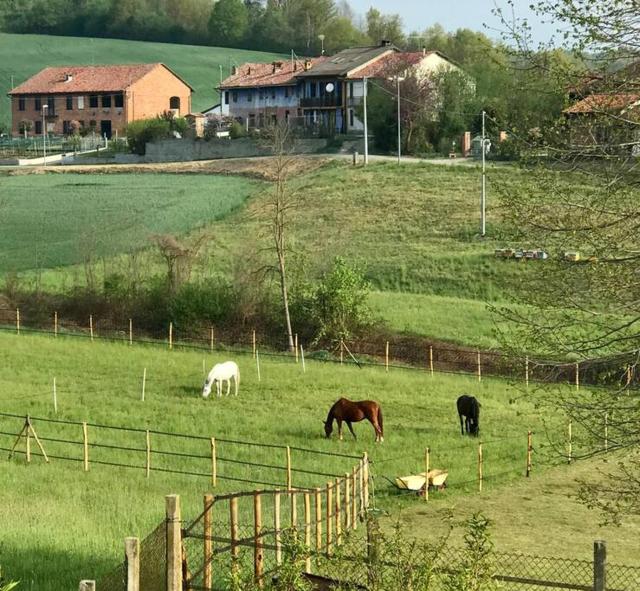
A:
[1, 305, 639, 391]
[0, 412, 363, 492]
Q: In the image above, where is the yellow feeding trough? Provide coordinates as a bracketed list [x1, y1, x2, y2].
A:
[394, 469, 448, 492]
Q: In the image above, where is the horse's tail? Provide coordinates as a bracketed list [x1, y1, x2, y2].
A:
[377, 405, 384, 436]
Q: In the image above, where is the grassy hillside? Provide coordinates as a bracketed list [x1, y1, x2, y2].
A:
[0, 330, 617, 589]
[0, 173, 262, 272]
[0, 33, 286, 130]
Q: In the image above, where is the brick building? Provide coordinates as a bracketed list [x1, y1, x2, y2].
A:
[8, 63, 193, 138]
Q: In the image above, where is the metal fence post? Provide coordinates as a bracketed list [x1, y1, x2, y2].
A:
[594, 540, 606, 591]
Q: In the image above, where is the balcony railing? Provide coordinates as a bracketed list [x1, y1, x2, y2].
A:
[300, 96, 342, 108]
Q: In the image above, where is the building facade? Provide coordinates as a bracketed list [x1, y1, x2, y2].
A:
[219, 43, 461, 134]
[8, 63, 193, 138]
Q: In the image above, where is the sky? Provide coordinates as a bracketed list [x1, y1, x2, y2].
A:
[347, 0, 558, 45]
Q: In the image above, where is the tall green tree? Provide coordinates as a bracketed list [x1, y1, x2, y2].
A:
[365, 7, 406, 47]
[208, 0, 249, 47]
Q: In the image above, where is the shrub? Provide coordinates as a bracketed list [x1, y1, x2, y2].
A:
[229, 121, 247, 139]
[125, 118, 171, 154]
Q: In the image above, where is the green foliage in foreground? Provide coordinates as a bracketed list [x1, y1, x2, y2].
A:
[0, 173, 262, 273]
[0, 330, 575, 590]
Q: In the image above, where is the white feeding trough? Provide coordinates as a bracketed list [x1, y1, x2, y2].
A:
[394, 469, 448, 492]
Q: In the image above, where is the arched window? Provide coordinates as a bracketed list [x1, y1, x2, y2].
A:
[169, 96, 181, 110]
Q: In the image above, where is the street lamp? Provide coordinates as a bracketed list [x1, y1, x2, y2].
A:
[388, 75, 405, 164]
[318, 34, 325, 55]
[42, 104, 48, 167]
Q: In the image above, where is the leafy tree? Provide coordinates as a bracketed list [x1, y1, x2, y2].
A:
[125, 117, 171, 154]
[208, 0, 249, 47]
[365, 7, 406, 47]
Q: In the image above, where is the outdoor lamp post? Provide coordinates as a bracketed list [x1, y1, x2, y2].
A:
[388, 75, 406, 164]
[318, 34, 325, 55]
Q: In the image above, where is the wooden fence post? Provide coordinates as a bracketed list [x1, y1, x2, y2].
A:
[145, 430, 151, 478]
[230, 496, 239, 575]
[358, 460, 364, 517]
[16, 308, 20, 334]
[54, 311, 58, 338]
[125, 537, 140, 591]
[575, 362, 580, 391]
[345, 472, 351, 530]
[351, 467, 358, 529]
[478, 442, 483, 493]
[385, 341, 389, 372]
[568, 421, 573, 464]
[254, 492, 264, 586]
[166, 494, 182, 591]
[286, 446, 292, 490]
[203, 494, 214, 591]
[326, 482, 333, 556]
[295, 334, 299, 362]
[169, 322, 173, 350]
[526, 431, 532, 477]
[477, 350, 482, 382]
[525, 356, 529, 387]
[304, 491, 312, 572]
[424, 447, 430, 502]
[129, 319, 133, 346]
[256, 349, 261, 382]
[78, 581, 95, 591]
[340, 339, 344, 364]
[335, 478, 342, 546]
[53, 377, 57, 414]
[363, 453, 370, 509]
[429, 345, 434, 377]
[291, 491, 298, 529]
[314, 487, 322, 553]
[211, 437, 217, 487]
[275, 490, 282, 565]
[626, 365, 632, 393]
[301, 346, 306, 373]
[141, 368, 147, 402]
[89, 314, 94, 342]
[594, 540, 607, 591]
[210, 327, 214, 352]
[604, 413, 609, 452]
[252, 329, 256, 358]
[82, 421, 89, 472]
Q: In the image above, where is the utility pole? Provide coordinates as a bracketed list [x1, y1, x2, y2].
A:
[42, 104, 48, 167]
[396, 76, 402, 164]
[481, 109, 486, 237]
[363, 77, 369, 165]
[219, 64, 223, 107]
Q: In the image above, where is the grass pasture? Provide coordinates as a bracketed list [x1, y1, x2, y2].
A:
[0, 173, 262, 272]
[0, 330, 624, 589]
[0, 32, 286, 130]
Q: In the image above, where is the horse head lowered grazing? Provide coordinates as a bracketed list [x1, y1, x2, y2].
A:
[324, 398, 384, 443]
[457, 394, 480, 436]
[202, 361, 240, 398]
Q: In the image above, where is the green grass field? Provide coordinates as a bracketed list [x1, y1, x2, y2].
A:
[0, 32, 286, 130]
[0, 330, 630, 589]
[0, 173, 262, 272]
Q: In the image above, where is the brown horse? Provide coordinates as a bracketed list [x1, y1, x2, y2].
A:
[324, 398, 384, 442]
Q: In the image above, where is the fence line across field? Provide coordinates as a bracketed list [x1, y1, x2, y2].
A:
[1, 307, 638, 391]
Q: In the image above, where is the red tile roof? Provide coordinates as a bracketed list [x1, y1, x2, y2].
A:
[564, 93, 640, 114]
[9, 64, 192, 95]
[347, 52, 429, 79]
[220, 58, 328, 89]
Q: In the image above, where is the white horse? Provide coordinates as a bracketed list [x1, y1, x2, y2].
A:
[202, 361, 240, 398]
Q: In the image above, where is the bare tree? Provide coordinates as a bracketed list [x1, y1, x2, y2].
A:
[152, 232, 209, 294]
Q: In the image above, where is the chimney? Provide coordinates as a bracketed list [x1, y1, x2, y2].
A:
[231, 66, 237, 75]
[304, 60, 312, 71]
[64, 73, 73, 82]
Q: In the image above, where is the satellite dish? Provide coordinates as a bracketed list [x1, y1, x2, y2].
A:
[325, 83, 335, 93]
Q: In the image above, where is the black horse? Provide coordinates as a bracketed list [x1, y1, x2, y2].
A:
[457, 395, 480, 436]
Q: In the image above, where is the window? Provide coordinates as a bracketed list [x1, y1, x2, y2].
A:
[35, 120, 42, 134]
[35, 97, 41, 111]
[247, 91, 253, 102]
[18, 97, 25, 111]
[249, 113, 256, 128]
[78, 96, 85, 110]
[169, 96, 180, 110]
[89, 95, 98, 108]
[66, 96, 73, 110]
[224, 91, 229, 105]
[258, 113, 264, 128]
[63, 120, 72, 135]
[102, 94, 111, 108]
[285, 87, 289, 98]
[271, 89, 276, 99]
[114, 93, 124, 108]
[309, 83, 317, 98]
[349, 109, 354, 127]
[47, 97, 55, 113]
[259, 90, 264, 101]
[232, 91, 238, 103]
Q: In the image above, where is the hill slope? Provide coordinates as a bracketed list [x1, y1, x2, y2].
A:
[0, 33, 286, 130]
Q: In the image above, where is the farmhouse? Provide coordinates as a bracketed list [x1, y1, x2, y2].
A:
[8, 63, 193, 138]
[219, 42, 461, 134]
